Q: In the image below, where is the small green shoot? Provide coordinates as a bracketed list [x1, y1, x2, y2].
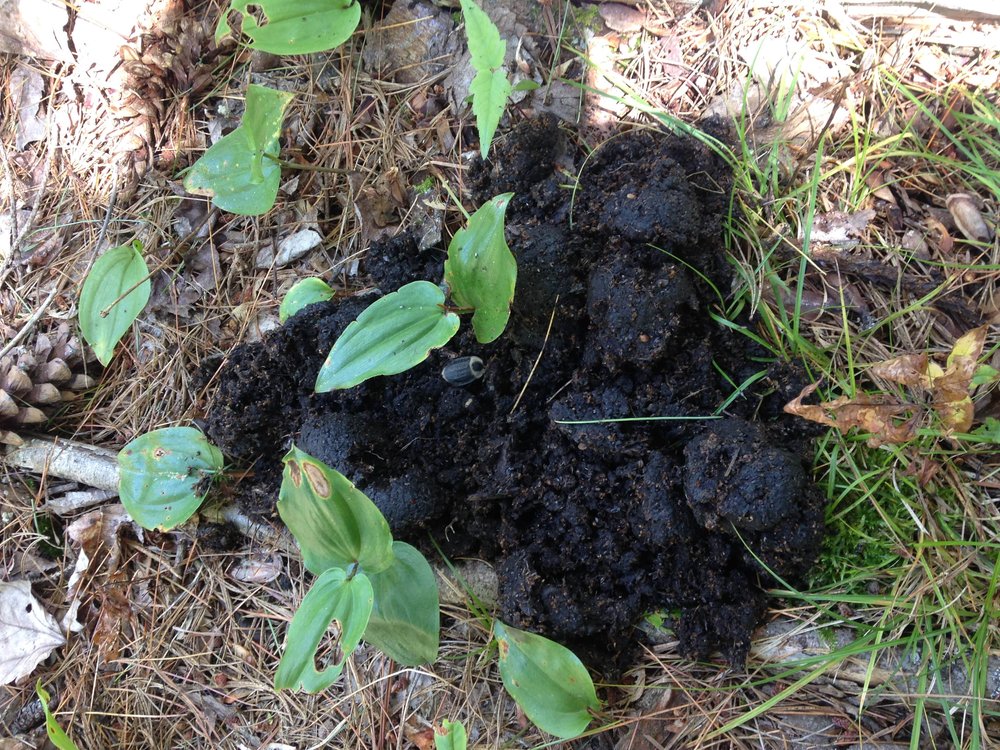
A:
[460, 0, 512, 159]
[314, 281, 461, 392]
[217, 0, 361, 55]
[493, 621, 600, 739]
[35, 680, 80, 750]
[317, 193, 515, 391]
[118, 427, 225, 530]
[184, 84, 294, 215]
[78, 239, 151, 366]
[434, 719, 468, 750]
[273, 565, 373, 691]
[444, 192, 516, 343]
[279, 278, 335, 323]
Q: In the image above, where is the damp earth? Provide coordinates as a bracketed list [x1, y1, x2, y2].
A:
[201, 116, 826, 671]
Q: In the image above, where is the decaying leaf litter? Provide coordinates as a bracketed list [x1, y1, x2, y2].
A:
[1, 0, 999, 748]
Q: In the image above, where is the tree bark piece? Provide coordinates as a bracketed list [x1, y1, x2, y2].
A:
[5, 437, 119, 493]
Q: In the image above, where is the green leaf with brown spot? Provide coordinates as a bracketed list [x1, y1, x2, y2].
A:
[434, 719, 468, 750]
[118, 427, 225, 530]
[494, 621, 600, 739]
[277, 446, 394, 575]
[183, 85, 294, 215]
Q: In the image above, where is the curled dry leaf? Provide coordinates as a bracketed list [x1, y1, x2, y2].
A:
[228, 553, 283, 584]
[870, 325, 988, 432]
[785, 326, 991, 442]
[64, 505, 142, 664]
[784, 382, 919, 446]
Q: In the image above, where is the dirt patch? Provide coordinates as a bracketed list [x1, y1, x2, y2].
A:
[201, 116, 825, 671]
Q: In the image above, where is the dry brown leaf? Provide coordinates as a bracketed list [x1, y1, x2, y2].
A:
[64, 505, 141, 665]
[90, 571, 134, 664]
[784, 382, 919, 446]
[874, 326, 987, 431]
[947, 193, 993, 243]
[785, 326, 991, 442]
[228, 553, 283, 584]
[866, 168, 896, 205]
[869, 353, 933, 389]
[66, 504, 135, 576]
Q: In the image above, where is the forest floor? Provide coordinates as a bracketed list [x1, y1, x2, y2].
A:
[1, 0, 999, 748]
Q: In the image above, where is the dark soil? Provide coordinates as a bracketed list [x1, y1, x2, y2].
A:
[200, 116, 825, 671]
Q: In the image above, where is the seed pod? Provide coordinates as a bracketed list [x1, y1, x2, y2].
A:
[442, 356, 485, 386]
[947, 193, 992, 242]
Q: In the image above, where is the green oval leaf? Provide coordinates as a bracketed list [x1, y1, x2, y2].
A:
[461, 0, 511, 159]
[315, 281, 460, 391]
[494, 621, 600, 739]
[118, 427, 224, 531]
[434, 719, 468, 750]
[443, 193, 515, 344]
[274, 567, 373, 692]
[279, 278, 335, 322]
[78, 240, 150, 366]
[277, 446, 394, 575]
[183, 85, 294, 215]
[364, 541, 440, 666]
[218, 0, 361, 55]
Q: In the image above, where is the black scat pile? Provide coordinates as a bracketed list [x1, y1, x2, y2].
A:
[202, 116, 825, 671]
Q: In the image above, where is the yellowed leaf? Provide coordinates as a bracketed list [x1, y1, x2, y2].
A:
[788, 326, 990, 440]
[936, 395, 974, 432]
[931, 326, 987, 430]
